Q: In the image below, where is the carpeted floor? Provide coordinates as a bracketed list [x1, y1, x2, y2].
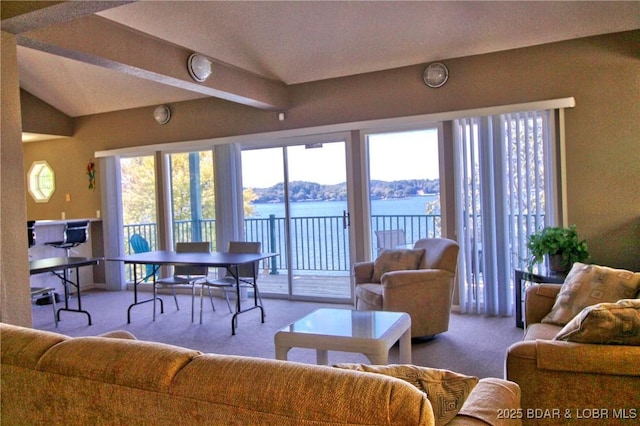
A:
[31, 289, 524, 379]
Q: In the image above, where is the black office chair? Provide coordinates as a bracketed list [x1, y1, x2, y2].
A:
[46, 220, 89, 256]
[45, 220, 89, 305]
[27, 220, 36, 248]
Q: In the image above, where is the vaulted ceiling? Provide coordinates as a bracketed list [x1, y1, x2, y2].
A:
[3, 1, 639, 119]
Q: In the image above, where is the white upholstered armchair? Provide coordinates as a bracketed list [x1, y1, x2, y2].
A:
[354, 238, 459, 339]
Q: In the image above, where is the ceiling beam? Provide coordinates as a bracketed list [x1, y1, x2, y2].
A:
[1, 1, 135, 34]
[15, 14, 289, 111]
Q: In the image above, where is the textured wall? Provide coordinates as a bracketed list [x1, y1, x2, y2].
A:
[22, 31, 640, 271]
[2, 31, 32, 326]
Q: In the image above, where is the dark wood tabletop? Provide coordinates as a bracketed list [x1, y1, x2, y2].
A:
[29, 256, 101, 275]
[107, 251, 277, 267]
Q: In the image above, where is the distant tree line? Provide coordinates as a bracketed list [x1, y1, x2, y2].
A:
[250, 179, 439, 203]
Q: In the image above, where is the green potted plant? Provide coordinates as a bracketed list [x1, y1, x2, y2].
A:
[526, 225, 589, 273]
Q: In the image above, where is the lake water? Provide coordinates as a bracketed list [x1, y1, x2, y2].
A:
[243, 194, 441, 272]
[246, 194, 439, 218]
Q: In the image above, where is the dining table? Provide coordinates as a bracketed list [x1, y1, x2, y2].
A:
[107, 250, 278, 334]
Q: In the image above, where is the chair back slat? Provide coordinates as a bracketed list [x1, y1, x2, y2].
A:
[227, 241, 261, 278]
[175, 242, 210, 277]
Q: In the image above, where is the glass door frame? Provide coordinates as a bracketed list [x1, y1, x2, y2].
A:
[240, 131, 356, 304]
[358, 122, 452, 259]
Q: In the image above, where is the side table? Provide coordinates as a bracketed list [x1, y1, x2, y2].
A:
[514, 269, 565, 328]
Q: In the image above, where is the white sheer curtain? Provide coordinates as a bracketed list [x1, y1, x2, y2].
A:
[453, 110, 557, 315]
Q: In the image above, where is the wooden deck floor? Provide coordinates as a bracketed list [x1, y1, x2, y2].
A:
[128, 272, 354, 301]
[257, 272, 352, 299]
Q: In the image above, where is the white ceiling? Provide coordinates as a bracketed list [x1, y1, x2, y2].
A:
[10, 1, 640, 118]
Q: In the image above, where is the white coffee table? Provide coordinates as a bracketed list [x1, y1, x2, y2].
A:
[275, 308, 411, 365]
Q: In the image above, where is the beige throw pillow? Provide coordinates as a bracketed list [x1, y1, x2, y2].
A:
[554, 299, 640, 345]
[372, 248, 425, 282]
[541, 263, 640, 326]
[334, 363, 478, 426]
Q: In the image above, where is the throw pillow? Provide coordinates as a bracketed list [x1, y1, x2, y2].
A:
[541, 263, 640, 326]
[554, 299, 640, 345]
[372, 248, 425, 282]
[334, 363, 478, 426]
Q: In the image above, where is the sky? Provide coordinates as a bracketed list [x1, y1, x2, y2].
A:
[241, 128, 439, 188]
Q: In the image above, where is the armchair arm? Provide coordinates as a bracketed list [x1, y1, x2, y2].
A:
[380, 269, 454, 289]
[353, 261, 374, 284]
[524, 284, 561, 326]
[449, 378, 522, 426]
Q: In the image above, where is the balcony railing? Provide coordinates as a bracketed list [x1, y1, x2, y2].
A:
[122, 214, 441, 280]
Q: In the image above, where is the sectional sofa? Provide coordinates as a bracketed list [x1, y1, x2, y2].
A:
[1, 323, 521, 425]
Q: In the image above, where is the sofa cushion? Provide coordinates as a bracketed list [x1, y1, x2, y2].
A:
[541, 263, 640, 326]
[553, 299, 640, 345]
[334, 363, 478, 426]
[372, 248, 425, 282]
[523, 323, 561, 341]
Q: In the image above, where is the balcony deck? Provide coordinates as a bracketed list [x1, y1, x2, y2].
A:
[257, 272, 352, 299]
[127, 272, 353, 301]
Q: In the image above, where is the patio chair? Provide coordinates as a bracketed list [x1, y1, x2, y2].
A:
[375, 229, 407, 254]
[154, 241, 210, 322]
[200, 241, 263, 323]
[129, 234, 156, 282]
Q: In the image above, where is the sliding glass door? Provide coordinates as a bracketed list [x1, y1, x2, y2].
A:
[242, 139, 352, 302]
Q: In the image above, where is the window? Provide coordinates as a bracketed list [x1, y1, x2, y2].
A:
[121, 155, 157, 281]
[27, 161, 55, 202]
[366, 128, 441, 257]
[168, 151, 216, 247]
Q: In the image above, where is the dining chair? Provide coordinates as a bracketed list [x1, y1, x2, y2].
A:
[154, 241, 210, 322]
[199, 241, 263, 324]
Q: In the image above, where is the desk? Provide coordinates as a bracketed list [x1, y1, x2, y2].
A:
[514, 269, 565, 328]
[29, 257, 101, 325]
[107, 251, 278, 334]
[275, 309, 412, 365]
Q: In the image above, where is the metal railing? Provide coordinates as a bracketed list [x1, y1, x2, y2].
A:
[122, 214, 441, 280]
